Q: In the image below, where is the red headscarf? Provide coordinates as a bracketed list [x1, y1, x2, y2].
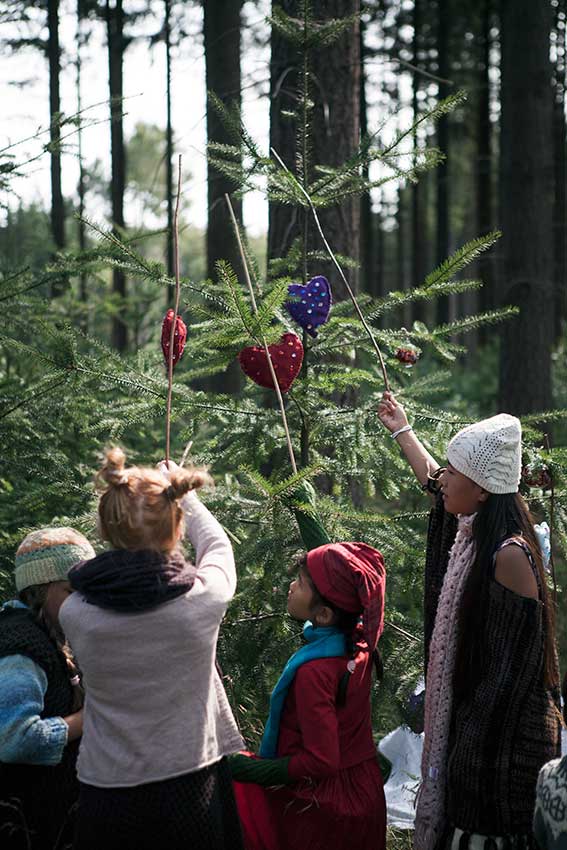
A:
[306, 542, 386, 651]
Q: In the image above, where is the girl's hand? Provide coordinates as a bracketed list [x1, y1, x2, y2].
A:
[377, 391, 409, 434]
[63, 708, 84, 743]
[157, 459, 180, 480]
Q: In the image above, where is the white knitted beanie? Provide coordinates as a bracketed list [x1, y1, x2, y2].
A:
[446, 414, 522, 494]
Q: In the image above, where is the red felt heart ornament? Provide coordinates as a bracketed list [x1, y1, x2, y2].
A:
[238, 332, 304, 393]
[161, 309, 187, 369]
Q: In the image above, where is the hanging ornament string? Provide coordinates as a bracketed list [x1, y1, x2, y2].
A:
[165, 154, 183, 468]
[270, 147, 391, 393]
[225, 193, 298, 475]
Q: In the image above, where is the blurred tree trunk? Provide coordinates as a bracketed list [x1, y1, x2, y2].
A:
[47, 0, 65, 296]
[553, 0, 567, 341]
[107, 0, 127, 352]
[268, 0, 298, 271]
[165, 0, 174, 303]
[435, 0, 450, 324]
[360, 18, 374, 295]
[204, 0, 243, 393]
[311, 0, 361, 296]
[411, 0, 425, 319]
[499, 0, 554, 416]
[76, 0, 87, 314]
[477, 0, 494, 343]
[268, 0, 361, 299]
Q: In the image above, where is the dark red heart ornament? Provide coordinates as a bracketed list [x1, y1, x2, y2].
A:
[161, 309, 187, 369]
[238, 332, 304, 393]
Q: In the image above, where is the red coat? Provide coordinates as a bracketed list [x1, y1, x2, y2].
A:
[234, 645, 386, 850]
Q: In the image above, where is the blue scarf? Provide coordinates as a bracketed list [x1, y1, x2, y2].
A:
[259, 621, 346, 758]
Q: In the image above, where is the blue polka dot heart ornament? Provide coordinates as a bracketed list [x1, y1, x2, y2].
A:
[238, 332, 304, 393]
[285, 275, 332, 338]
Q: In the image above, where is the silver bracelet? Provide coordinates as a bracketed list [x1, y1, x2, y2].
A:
[391, 424, 413, 440]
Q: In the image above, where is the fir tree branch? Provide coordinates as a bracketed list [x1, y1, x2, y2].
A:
[225, 194, 298, 474]
[270, 147, 391, 393]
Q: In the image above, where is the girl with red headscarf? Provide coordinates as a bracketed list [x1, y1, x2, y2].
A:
[229, 484, 387, 850]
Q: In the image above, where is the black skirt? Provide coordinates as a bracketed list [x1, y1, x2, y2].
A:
[73, 758, 244, 850]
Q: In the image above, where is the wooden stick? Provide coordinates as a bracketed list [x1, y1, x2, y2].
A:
[225, 193, 298, 474]
[165, 154, 182, 467]
[270, 147, 391, 393]
[178, 439, 193, 469]
[544, 435, 558, 603]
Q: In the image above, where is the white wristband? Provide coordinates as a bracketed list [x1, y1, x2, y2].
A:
[391, 424, 413, 440]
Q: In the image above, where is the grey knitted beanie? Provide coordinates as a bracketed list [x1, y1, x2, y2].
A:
[15, 527, 95, 592]
[446, 414, 522, 494]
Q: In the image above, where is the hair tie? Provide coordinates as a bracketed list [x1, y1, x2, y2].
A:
[165, 484, 176, 501]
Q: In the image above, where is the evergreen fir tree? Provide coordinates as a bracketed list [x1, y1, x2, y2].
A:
[1, 3, 566, 741]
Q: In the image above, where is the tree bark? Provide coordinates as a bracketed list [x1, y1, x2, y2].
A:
[553, 0, 567, 341]
[76, 0, 87, 312]
[268, 0, 361, 299]
[360, 18, 374, 295]
[477, 0, 494, 342]
[435, 0, 450, 324]
[165, 0, 174, 303]
[498, 0, 554, 416]
[204, 0, 243, 393]
[107, 0, 127, 352]
[411, 0, 424, 318]
[48, 0, 65, 296]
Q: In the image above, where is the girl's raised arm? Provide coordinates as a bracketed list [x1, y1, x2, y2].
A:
[377, 391, 440, 487]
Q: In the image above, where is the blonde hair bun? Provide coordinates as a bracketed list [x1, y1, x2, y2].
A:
[167, 467, 213, 501]
[98, 447, 128, 487]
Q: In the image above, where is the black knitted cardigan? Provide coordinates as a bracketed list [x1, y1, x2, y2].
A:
[423, 492, 561, 845]
[0, 606, 79, 850]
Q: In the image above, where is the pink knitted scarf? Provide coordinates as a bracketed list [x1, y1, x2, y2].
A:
[414, 512, 477, 850]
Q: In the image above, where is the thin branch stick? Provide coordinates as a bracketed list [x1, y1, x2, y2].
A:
[165, 154, 182, 467]
[544, 435, 558, 603]
[270, 147, 390, 392]
[178, 439, 193, 469]
[225, 193, 298, 474]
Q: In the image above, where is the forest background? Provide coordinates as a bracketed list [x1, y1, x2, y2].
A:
[1, 0, 567, 744]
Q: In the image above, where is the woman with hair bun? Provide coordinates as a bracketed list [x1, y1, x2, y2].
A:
[59, 448, 245, 850]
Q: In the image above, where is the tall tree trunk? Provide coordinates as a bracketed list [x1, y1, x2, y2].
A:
[436, 0, 450, 324]
[411, 0, 424, 318]
[48, 0, 65, 296]
[553, 0, 567, 341]
[311, 0, 361, 297]
[268, 0, 299, 271]
[360, 18, 374, 295]
[498, 0, 554, 416]
[165, 0, 174, 303]
[107, 0, 127, 352]
[477, 0, 493, 343]
[268, 1, 361, 299]
[204, 0, 243, 393]
[76, 0, 87, 314]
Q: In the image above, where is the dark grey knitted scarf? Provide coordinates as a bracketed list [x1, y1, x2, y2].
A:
[68, 548, 196, 612]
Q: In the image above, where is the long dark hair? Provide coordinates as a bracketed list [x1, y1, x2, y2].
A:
[298, 558, 383, 706]
[453, 492, 558, 698]
[19, 584, 84, 712]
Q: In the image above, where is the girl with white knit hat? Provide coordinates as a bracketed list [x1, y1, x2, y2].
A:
[0, 526, 95, 850]
[378, 392, 560, 850]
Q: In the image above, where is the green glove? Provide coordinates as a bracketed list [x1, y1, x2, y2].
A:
[228, 752, 291, 786]
[282, 480, 331, 551]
